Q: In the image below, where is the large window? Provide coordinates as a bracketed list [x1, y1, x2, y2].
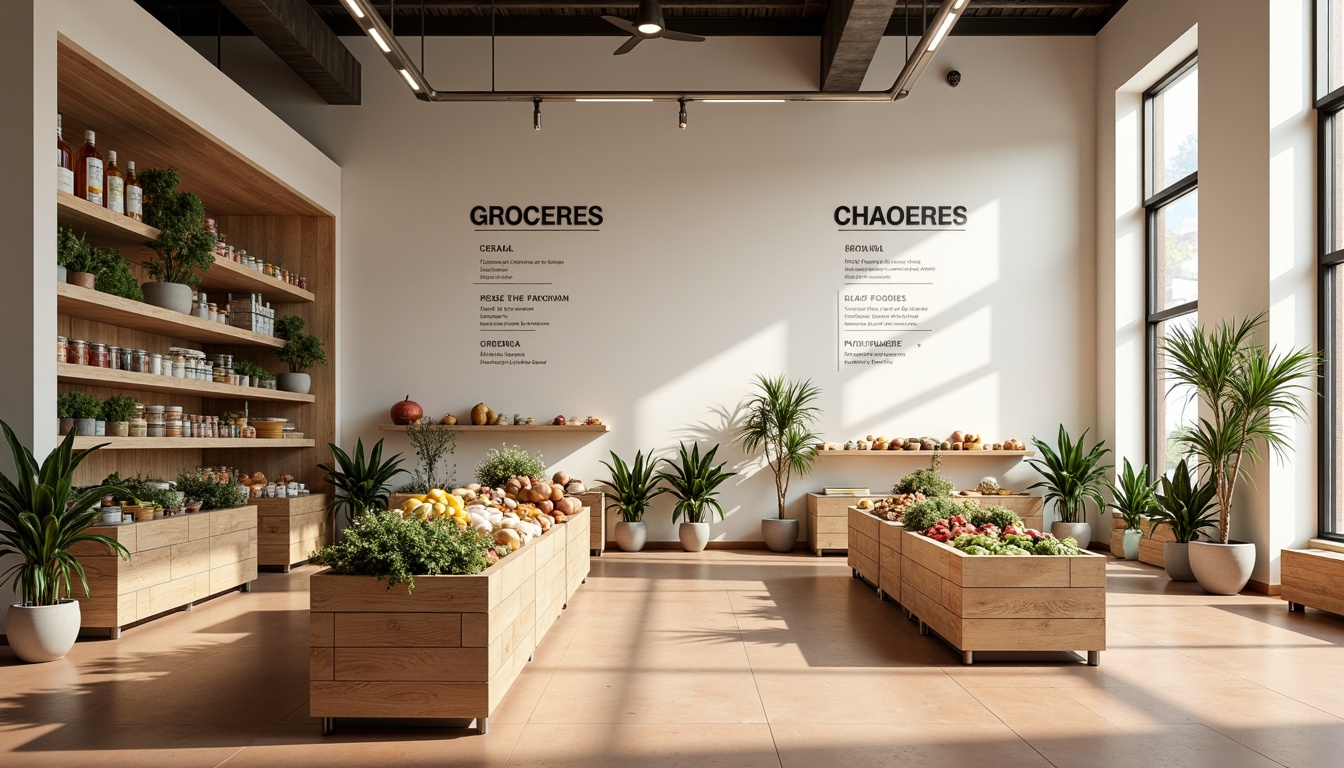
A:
[1145, 55, 1199, 477]
[1318, 1, 1344, 540]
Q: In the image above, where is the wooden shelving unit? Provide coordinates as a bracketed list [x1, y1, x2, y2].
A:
[57, 192, 315, 304]
[70, 436, 314, 451]
[58, 282, 284, 348]
[58, 362, 314, 403]
[377, 423, 610, 433]
[816, 450, 1035, 458]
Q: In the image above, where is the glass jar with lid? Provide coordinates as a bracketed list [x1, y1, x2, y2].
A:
[67, 339, 88, 366]
[56, 336, 67, 363]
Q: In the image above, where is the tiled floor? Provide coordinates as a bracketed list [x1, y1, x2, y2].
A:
[2, 551, 1343, 767]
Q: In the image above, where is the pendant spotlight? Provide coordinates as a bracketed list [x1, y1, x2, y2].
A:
[678, 98, 687, 130]
[533, 98, 542, 131]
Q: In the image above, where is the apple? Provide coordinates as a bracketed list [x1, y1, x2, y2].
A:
[390, 396, 424, 425]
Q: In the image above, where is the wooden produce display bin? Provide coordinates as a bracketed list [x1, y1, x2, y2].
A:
[1109, 512, 1175, 566]
[900, 530, 1107, 666]
[846, 507, 904, 603]
[256, 494, 328, 571]
[878, 517, 905, 605]
[565, 509, 591, 601]
[808, 493, 883, 555]
[71, 505, 258, 638]
[576, 491, 606, 555]
[1281, 548, 1344, 615]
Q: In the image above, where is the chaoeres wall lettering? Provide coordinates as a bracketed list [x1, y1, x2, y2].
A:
[834, 205, 967, 227]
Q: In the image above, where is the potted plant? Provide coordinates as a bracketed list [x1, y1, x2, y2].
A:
[598, 449, 666, 552]
[67, 392, 102, 437]
[57, 226, 99, 290]
[138, 167, 215, 314]
[1027, 425, 1112, 550]
[56, 392, 74, 436]
[0, 421, 129, 663]
[1149, 459, 1220, 581]
[317, 438, 406, 528]
[274, 315, 326, 394]
[100, 395, 137, 438]
[1161, 314, 1318, 594]
[1105, 458, 1158, 561]
[93, 247, 143, 302]
[737, 374, 823, 553]
[656, 442, 735, 553]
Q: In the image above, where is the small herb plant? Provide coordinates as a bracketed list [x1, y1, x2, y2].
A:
[309, 510, 492, 593]
[57, 227, 100, 273]
[174, 471, 245, 511]
[66, 392, 103, 420]
[598, 449, 666, 523]
[56, 392, 75, 420]
[94, 249, 144, 302]
[138, 167, 216, 286]
[893, 453, 954, 498]
[656, 442, 736, 524]
[100, 395, 138, 424]
[476, 444, 546, 488]
[274, 316, 327, 373]
[232, 360, 273, 382]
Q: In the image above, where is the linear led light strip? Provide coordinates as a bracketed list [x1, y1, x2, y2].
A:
[341, 0, 962, 103]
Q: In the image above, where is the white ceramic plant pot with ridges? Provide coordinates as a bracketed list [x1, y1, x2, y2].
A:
[1189, 541, 1256, 595]
[6, 600, 82, 663]
[1051, 521, 1092, 550]
[614, 521, 647, 552]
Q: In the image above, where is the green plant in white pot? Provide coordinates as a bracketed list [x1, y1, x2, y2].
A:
[656, 442, 735, 553]
[738, 374, 822, 553]
[0, 422, 129, 662]
[1027, 425, 1111, 551]
[598, 449, 665, 553]
[274, 315, 326, 394]
[139, 167, 215, 314]
[1105, 458, 1158, 560]
[1161, 314, 1318, 595]
[1150, 459, 1219, 581]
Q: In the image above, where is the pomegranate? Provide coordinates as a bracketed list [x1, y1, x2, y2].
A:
[390, 396, 424, 425]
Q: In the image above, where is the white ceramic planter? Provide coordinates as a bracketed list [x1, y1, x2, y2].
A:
[614, 521, 647, 552]
[1164, 542, 1196, 581]
[1122, 529, 1142, 560]
[141, 281, 194, 314]
[6, 600, 82, 663]
[73, 418, 96, 437]
[761, 518, 800, 553]
[1051, 521, 1092, 550]
[679, 522, 709, 553]
[277, 372, 311, 394]
[1189, 541, 1256, 595]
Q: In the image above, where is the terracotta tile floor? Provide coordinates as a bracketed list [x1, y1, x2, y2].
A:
[2, 551, 1343, 767]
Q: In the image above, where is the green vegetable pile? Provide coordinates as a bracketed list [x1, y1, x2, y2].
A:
[947, 530, 1081, 556]
[310, 510, 493, 592]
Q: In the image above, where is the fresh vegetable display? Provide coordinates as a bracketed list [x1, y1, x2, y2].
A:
[858, 492, 926, 522]
[914, 513, 1083, 557]
[309, 510, 493, 593]
[817, 432, 1028, 452]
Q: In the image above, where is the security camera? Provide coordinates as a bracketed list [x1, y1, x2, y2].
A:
[947, 70, 961, 87]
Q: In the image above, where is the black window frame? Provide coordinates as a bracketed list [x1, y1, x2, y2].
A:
[1317, 0, 1344, 542]
[1144, 53, 1199, 479]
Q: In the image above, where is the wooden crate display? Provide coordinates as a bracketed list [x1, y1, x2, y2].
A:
[71, 505, 258, 636]
[807, 493, 883, 555]
[1282, 548, 1344, 615]
[565, 509, 591, 601]
[1109, 512, 1175, 566]
[847, 507, 881, 587]
[256, 494, 328, 570]
[900, 529, 1106, 665]
[878, 518, 905, 605]
[576, 491, 606, 555]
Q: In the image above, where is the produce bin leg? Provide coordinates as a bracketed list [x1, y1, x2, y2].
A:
[109, 627, 121, 640]
[321, 717, 335, 736]
[476, 717, 489, 735]
[962, 651, 974, 666]
[918, 620, 929, 636]
[1087, 651, 1101, 667]
[241, 582, 253, 593]
[852, 568, 859, 578]
[1289, 602, 1305, 613]
[184, 602, 194, 611]
[282, 565, 292, 574]
[876, 588, 885, 601]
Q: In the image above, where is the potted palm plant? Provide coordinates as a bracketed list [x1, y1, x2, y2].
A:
[0, 422, 129, 663]
[274, 315, 326, 394]
[1149, 459, 1220, 581]
[598, 449, 665, 552]
[656, 442, 735, 553]
[1027, 425, 1111, 550]
[737, 374, 822, 552]
[1161, 315, 1318, 594]
[1105, 458, 1158, 560]
[317, 438, 406, 528]
[139, 167, 215, 314]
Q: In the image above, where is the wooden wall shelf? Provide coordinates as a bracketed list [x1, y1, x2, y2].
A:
[57, 192, 315, 304]
[58, 363, 314, 403]
[377, 424, 610, 433]
[70, 436, 314, 450]
[58, 281, 284, 348]
[816, 450, 1035, 458]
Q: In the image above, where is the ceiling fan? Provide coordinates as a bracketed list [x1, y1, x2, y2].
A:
[602, 0, 706, 56]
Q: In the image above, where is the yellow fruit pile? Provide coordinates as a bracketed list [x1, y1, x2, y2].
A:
[400, 488, 468, 527]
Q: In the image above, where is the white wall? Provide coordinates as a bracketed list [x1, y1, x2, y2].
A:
[203, 32, 1098, 545]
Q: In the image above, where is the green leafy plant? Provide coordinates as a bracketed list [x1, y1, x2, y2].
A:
[598, 449, 667, 523]
[232, 360, 273, 382]
[902, 497, 983, 533]
[66, 392, 102, 421]
[94, 248, 144, 302]
[0, 422, 129, 606]
[56, 392, 74, 420]
[310, 510, 492, 593]
[737, 374, 823, 520]
[475, 444, 546, 488]
[893, 453, 954, 498]
[319, 439, 406, 525]
[57, 226, 100, 273]
[656, 442, 736, 524]
[138, 167, 216, 286]
[101, 473, 178, 510]
[100, 395, 138, 424]
[1150, 459, 1220, 544]
[1105, 458, 1159, 532]
[1160, 314, 1320, 543]
[274, 316, 327, 374]
[397, 421, 457, 492]
[174, 472, 243, 511]
[966, 505, 1024, 531]
[1027, 425, 1112, 525]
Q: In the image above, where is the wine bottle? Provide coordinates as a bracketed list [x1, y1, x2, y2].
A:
[105, 150, 124, 215]
[56, 114, 74, 195]
[74, 130, 104, 205]
[125, 160, 143, 221]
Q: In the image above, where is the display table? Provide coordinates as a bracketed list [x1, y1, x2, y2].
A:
[1281, 548, 1344, 615]
[256, 494, 329, 571]
[309, 508, 590, 735]
[72, 505, 258, 638]
[900, 530, 1106, 665]
[808, 493, 883, 555]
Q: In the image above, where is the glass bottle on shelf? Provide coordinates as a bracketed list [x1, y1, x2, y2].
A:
[74, 130, 104, 205]
[125, 160, 142, 221]
[105, 150, 124, 215]
[56, 113, 74, 195]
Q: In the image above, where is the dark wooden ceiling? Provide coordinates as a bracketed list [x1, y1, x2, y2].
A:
[136, 0, 1128, 37]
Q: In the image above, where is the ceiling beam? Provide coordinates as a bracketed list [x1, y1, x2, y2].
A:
[217, 0, 361, 105]
[820, 0, 900, 91]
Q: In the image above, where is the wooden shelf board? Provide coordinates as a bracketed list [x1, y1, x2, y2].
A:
[57, 282, 284, 349]
[70, 436, 314, 451]
[57, 193, 315, 304]
[816, 450, 1036, 457]
[377, 424, 611, 433]
[58, 363, 314, 403]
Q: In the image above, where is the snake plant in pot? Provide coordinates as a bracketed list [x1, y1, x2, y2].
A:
[598, 449, 666, 552]
[1160, 314, 1318, 594]
[1027, 425, 1112, 550]
[318, 438, 406, 530]
[0, 422, 129, 663]
[1105, 458, 1159, 560]
[656, 442, 735, 553]
[738, 374, 822, 552]
[1149, 459, 1220, 581]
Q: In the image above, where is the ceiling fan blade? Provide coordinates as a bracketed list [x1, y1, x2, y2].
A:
[601, 15, 638, 34]
[660, 30, 706, 43]
[613, 36, 643, 56]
